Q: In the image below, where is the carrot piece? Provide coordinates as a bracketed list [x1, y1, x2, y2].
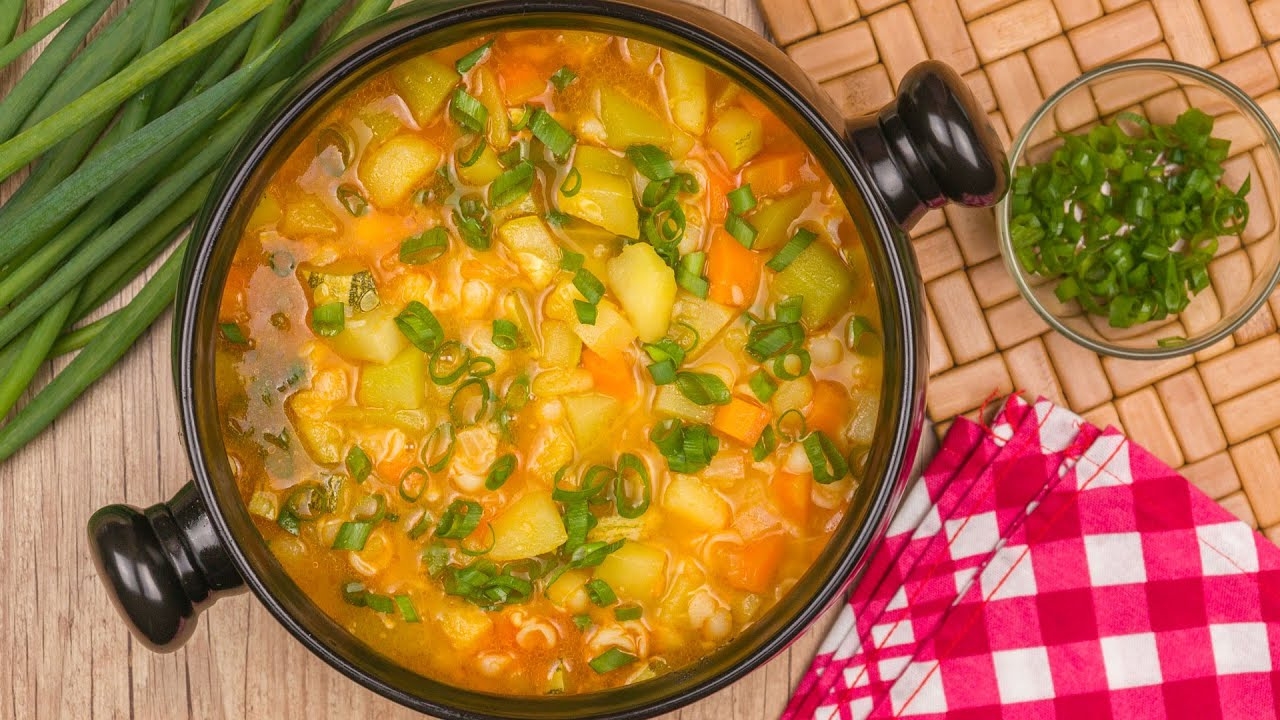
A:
[496, 58, 547, 104]
[706, 230, 764, 308]
[736, 93, 789, 141]
[724, 533, 787, 593]
[741, 152, 806, 197]
[712, 395, 771, 446]
[807, 380, 852, 438]
[580, 347, 636, 401]
[770, 471, 811, 526]
[376, 449, 414, 483]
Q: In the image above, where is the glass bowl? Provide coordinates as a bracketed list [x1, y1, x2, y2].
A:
[996, 59, 1280, 360]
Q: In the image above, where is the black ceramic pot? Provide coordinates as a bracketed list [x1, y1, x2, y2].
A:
[87, 1, 1007, 717]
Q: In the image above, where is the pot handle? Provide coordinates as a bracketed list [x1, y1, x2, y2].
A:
[87, 481, 244, 652]
[845, 60, 1009, 232]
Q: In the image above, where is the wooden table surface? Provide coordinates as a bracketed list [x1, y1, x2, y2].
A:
[0, 1, 842, 718]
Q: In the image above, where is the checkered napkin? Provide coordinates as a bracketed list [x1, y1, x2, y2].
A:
[784, 396, 1280, 720]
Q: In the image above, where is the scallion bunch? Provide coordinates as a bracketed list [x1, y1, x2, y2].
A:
[0, 0, 395, 462]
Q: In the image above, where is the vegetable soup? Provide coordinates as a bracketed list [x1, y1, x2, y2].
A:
[216, 28, 883, 696]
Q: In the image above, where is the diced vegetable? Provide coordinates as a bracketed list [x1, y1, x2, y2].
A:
[807, 379, 852, 438]
[580, 347, 636, 401]
[497, 215, 563, 290]
[742, 153, 807, 197]
[574, 145, 631, 176]
[624, 39, 660, 69]
[390, 54, 461, 125]
[598, 86, 671, 150]
[663, 475, 730, 530]
[605, 243, 676, 342]
[557, 166, 640, 237]
[653, 385, 714, 424]
[438, 597, 495, 650]
[281, 196, 338, 237]
[531, 368, 594, 397]
[772, 376, 814, 415]
[489, 491, 570, 562]
[670, 293, 735, 358]
[356, 347, 426, 411]
[456, 143, 505, 186]
[247, 194, 282, 230]
[588, 513, 658, 544]
[594, 540, 668, 602]
[712, 395, 771, 446]
[540, 319, 582, 369]
[573, 299, 637, 358]
[359, 134, 443, 208]
[327, 305, 410, 365]
[723, 534, 785, 593]
[771, 240, 856, 328]
[661, 50, 708, 135]
[770, 471, 810, 525]
[751, 192, 809, 250]
[706, 230, 763, 308]
[563, 392, 622, 450]
[707, 107, 763, 169]
[546, 569, 591, 607]
[292, 415, 343, 465]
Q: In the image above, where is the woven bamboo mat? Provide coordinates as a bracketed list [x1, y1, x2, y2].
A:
[754, 0, 1280, 542]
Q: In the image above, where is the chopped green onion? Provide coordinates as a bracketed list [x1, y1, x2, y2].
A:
[550, 66, 577, 91]
[332, 521, 375, 550]
[220, 321, 247, 344]
[435, 499, 483, 539]
[674, 371, 731, 406]
[803, 430, 850, 484]
[573, 267, 605, 303]
[336, 183, 367, 216]
[449, 377, 491, 427]
[546, 209, 571, 228]
[529, 108, 575, 158]
[767, 228, 816, 272]
[394, 594, 421, 622]
[560, 167, 582, 196]
[725, 212, 756, 248]
[560, 249, 585, 272]
[421, 423, 456, 472]
[400, 227, 449, 264]
[459, 523, 497, 556]
[497, 142, 524, 168]
[423, 542, 451, 576]
[341, 581, 367, 606]
[407, 512, 432, 539]
[574, 299, 598, 325]
[772, 348, 811, 380]
[430, 340, 472, 385]
[552, 464, 615, 502]
[845, 315, 880, 355]
[450, 88, 488, 134]
[614, 453, 651, 518]
[676, 250, 709, 299]
[395, 301, 444, 352]
[364, 593, 395, 614]
[614, 604, 643, 621]
[775, 296, 804, 324]
[727, 184, 757, 214]
[489, 160, 536, 207]
[573, 614, 592, 630]
[310, 302, 345, 337]
[345, 445, 372, 483]
[752, 424, 778, 461]
[584, 578, 617, 606]
[457, 137, 486, 167]
[492, 318, 520, 350]
[777, 408, 807, 442]
[649, 419, 719, 473]
[749, 370, 777, 403]
[560, 498, 595, 555]
[398, 466, 429, 502]
[589, 648, 638, 673]
[485, 453, 517, 490]
[469, 355, 496, 377]
[455, 39, 493, 73]
[646, 358, 677, 385]
[626, 144, 674, 181]
[746, 321, 804, 361]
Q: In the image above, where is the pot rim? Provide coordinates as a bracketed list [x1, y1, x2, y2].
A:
[174, 1, 925, 717]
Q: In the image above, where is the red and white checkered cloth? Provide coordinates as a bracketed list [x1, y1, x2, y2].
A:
[785, 396, 1280, 720]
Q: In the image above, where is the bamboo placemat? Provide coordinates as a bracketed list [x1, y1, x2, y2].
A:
[755, 0, 1280, 542]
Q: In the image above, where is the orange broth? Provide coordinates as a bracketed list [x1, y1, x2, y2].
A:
[215, 29, 884, 696]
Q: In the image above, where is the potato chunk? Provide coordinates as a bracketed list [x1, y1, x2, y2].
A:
[573, 299, 637, 358]
[606, 243, 676, 342]
[708, 107, 763, 169]
[557, 166, 640, 237]
[663, 475, 731, 531]
[328, 304, 408, 365]
[390, 54, 459, 125]
[356, 347, 425, 410]
[358, 134, 442, 208]
[489, 491, 570, 562]
[599, 86, 671, 150]
[662, 50, 708, 135]
[496, 216, 563, 290]
[562, 392, 621, 450]
[594, 541, 668, 603]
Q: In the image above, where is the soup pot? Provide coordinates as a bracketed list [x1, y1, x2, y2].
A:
[87, 0, 1007, 717]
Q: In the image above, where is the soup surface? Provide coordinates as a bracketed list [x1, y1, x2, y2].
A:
[216, 28, 883, 696]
